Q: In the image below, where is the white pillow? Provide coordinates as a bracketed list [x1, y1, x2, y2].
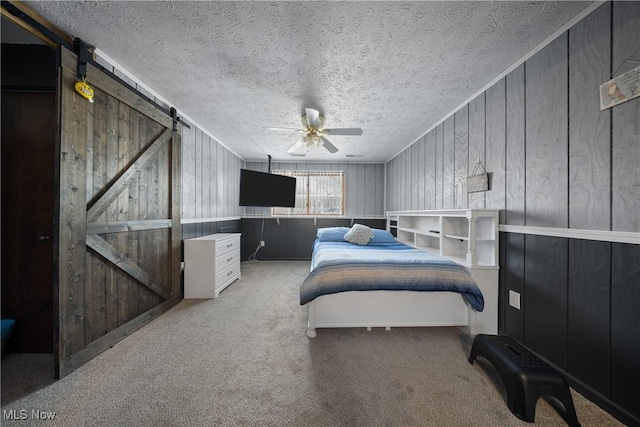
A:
[344, 224, 374, 245]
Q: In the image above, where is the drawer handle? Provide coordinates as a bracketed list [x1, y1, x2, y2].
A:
[227, 257, 233, 262]
[227, 270, 233, 276]
[226, 243, 233, 248]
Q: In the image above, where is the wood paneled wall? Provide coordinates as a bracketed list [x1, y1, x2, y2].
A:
[502, 235, 640, 424]
[386, 2, 639, 424]
[386, 2, 639, 232]
[242, 218, 386, 260]
[244, 161, 385, 217]
[181, 122, 243, 220]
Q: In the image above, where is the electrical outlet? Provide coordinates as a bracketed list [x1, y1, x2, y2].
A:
[509, 290, 520, 310]
[260, 240, 265, 247]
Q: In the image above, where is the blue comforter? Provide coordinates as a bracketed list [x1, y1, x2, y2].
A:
[299, 240, 484, 311]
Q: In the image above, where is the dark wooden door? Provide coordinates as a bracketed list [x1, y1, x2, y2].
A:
[1, 91, 56, 353]
[55, 47, 182, 378]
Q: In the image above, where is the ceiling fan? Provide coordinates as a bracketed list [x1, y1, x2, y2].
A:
[265, 108, 363, 154]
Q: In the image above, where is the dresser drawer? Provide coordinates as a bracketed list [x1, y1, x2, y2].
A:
[215, 249, 240, 272]
[215, 262, 240, 289]
[215, 236, 240, 256]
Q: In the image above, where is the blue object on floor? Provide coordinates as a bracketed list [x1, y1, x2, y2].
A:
[1, 319, 16, 353]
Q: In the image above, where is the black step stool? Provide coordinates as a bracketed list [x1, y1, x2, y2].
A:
[468, 334, 580, 426]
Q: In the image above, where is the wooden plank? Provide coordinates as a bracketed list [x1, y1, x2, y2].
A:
[503, 232, 525, 341]
[171, 132, 183, 297]
[58, 66, 88, 359]
[435, 124, 444, 210]
[404, 150, 412, 210]
[216, 143, 224, 218]
[87, 219, 172, 234]
[568, 239, 610, 397]
[424, 131, 436, 210]
[611, 243, 640, 419]
[60, 48, 173, 129]
[525, 34, 569, 227]
[357, 164, 366, 214]
[396, 155, 403, 211]
[212, 141, 220, 217]
[117, 102, 131, 325]
[372, 164, 380, 215]
[149, 122, 165, 300]
[86, 128, 172, 222]
[498, 232, 507, 333]
[443, 116, 455, 209]
[126, 108, 141, 322]
[506, 64, 526, 226]
[86, 235, 168, 300]
[88, 86, 108, 342]
[524, 234, 568, 369]
[202, 133, 211, 218]
[569, 3, 611, 230]
[411, 142, 419, 210]
[181, 119, 196, 219]
[364, 164, 376, 215]
[454, 105, 469, 209]
[194, 127, 203, 218]
[417, 137, 425, 210]
[59, 295, 181, 378]
[346, 163, 358, 216]
[136, 114, 151, 315]
[105, 93, 120, 333]
[486, 78, 506, 223]
[468, 95, 485, 209]
[612, 1, 640, 232]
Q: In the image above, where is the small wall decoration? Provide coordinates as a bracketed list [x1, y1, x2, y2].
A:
[467, 158, 488, 193]
[599, 65, 640, 110]
[74, 78, 94, 103]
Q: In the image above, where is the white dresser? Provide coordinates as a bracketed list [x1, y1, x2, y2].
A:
[184, 233, 241, 298]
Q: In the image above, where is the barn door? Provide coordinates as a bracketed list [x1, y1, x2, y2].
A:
[56, 47, 182, 378]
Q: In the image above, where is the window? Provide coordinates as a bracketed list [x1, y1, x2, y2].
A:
[272, 171, 345, 216]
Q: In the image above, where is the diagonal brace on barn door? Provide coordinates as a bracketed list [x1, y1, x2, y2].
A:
[86, 235, 169, 300]
[86, 128, 173, 223]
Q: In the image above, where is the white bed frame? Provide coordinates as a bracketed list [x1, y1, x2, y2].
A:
[306, 268, 498, 337]
[306, 209, 500, 338]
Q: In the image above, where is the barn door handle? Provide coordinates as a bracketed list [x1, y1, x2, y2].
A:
[38, 235, 50, 241]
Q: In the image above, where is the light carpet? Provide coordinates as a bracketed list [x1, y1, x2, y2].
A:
[1, 260, 624, 426]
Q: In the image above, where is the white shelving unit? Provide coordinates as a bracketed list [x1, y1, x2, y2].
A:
[387, 209, 499, 335]
[387, 209, 499, 269]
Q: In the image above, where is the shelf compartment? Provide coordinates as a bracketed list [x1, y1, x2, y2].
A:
[415, 233, 440, 252]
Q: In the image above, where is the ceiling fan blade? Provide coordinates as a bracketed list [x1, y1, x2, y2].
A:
[287, 139, 304, 153]
[305, 108, 321, 128]
[324, 128, 363, 136]
[263, 127, 303, 132]
[320, 137, 338, 153]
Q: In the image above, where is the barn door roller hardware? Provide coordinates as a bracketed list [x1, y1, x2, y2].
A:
[170, 107, 191, 131]
[73, 38, 92, 80]
[72, 38, 94, 102]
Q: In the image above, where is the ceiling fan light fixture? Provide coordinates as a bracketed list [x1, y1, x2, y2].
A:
[279, 108, 363, 154]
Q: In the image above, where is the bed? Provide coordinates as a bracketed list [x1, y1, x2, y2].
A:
[299, 225, 498, 338]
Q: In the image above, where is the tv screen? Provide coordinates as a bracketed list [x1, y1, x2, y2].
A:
[239, 169, 296, 207]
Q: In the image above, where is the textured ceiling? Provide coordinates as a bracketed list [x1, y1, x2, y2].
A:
[24, 1, 593, 162]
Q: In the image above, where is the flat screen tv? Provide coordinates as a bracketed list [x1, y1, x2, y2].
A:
[239, 169, 296, 207]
